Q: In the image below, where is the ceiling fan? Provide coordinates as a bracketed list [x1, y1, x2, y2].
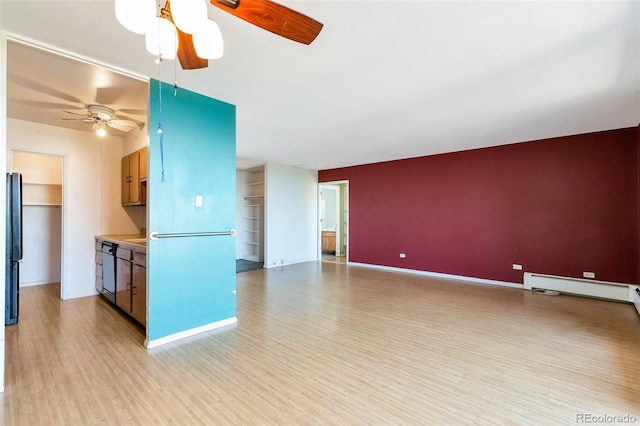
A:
[117, 0, 323, 70]
[63, 105, 139, 136]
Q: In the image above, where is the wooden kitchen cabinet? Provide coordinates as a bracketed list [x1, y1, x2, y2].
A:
[97, 238, 146, 326]
[95, 239, 103, 293]
[138, 146, 148, 181]
[121, 147, 147, 206]
[322, 231, 336, 252]
[131, 252, 146, 326]
[116, 247, 133, 313]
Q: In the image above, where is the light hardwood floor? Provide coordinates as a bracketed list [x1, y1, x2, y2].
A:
[2, 261, 639, 425]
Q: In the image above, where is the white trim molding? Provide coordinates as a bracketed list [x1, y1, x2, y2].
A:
[144, 317, 238, 349]
[348, 262, 522, 288]
[264, 257, 318, 269]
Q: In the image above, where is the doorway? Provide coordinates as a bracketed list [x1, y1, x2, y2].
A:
[10, 151, 64, 298]
[319, 181, 348, 263]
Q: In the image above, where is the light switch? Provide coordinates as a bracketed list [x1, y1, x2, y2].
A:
[195, 195, 203, 207]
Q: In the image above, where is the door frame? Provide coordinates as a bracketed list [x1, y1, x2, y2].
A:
[8, 150, 65, 299]
[318, 180, 349, 262]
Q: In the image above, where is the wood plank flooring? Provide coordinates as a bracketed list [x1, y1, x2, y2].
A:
[2, 261, 639, 425]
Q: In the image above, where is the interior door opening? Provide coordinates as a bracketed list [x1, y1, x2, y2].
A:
[319, 181, 348, 263]
[9, 151, 64, 303]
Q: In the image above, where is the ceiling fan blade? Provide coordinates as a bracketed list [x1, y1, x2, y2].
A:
[112, 119, 138, 127]
[63, 110, 91, 118]
[118, 108, 147, 117]
[107, 120, 136, 132]
[95, 87, 122, 105]
[113, 113, 145, 126]
[62, 118, 94, 122]
[176, 27, 209, 70]
[9, 73, 84, 104]
[211, 0, 323, 45]
[164, 1, 209, 70]
[10, 100, 83, 110]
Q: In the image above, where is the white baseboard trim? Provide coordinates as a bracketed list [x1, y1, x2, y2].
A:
[144, 317, 237, 349]
[62, 289, 103, 300]
[264, 257, 317, 268]
[347, 262, 522, 288]
[20, 279, 58, 287]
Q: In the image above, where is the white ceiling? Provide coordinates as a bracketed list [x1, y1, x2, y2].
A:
[1, 1, 638, 170]
[6, 41, 148, 137]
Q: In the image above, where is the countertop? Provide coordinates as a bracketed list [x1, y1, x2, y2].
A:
[96, 234, 147, 250]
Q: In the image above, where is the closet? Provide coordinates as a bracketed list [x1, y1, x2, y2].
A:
[11, 151, 63, 287]
[240, 166, 264, 262]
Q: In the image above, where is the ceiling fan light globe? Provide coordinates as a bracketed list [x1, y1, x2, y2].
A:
[115, 0, 156, 35]
[92, 121, 108, 137]
[193, 19, 224, 60]
[145, 17, 179, 60]
[171, 0, 208, 35]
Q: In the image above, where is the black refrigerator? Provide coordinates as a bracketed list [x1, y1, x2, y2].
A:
[6, 173, 22, 325]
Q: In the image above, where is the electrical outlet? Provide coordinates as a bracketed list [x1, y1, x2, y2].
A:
[583, 272, 595, 279]
[512, 264, 522, 270]
[195, 195, 203, 207]
[399, 253, 406, 258]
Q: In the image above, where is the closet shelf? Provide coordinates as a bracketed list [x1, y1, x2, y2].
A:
[23, 182, 62, 206]
[24, 182, 62, 187]
[23, 203, 62, 207]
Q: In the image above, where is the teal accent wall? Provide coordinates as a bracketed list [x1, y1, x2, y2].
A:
[147, 79, 236, 342]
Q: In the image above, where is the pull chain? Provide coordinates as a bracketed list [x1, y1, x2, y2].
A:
[157, 57, 166, 183]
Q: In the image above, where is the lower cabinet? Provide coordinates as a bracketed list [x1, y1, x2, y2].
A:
[322, 231, 336, 252]
[102, 241, 146, 326]
[131, 252, 146, 326]
[116, 247, 133, 314]
[95, 240, 103, 293]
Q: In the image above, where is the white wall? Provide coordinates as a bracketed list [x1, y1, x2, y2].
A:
[100, 135, 142, 235]
[264, 162, 318, 267]
[235, 170, 248, 259]
[7, 118, 137, 299]
[12, 151, 62, 184]
[1, 31, 9, 393]
[20, 206, 62, 286]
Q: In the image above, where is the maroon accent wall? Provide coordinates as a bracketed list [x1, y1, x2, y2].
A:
[320, 128, 639, 285]
[637, 124, 640, 283]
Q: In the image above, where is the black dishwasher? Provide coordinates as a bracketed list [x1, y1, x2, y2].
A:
[99, 241, 117, 303]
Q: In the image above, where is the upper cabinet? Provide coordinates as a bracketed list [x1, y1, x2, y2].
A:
[139, 146, 148, 181]
[122, 147, 148, 206]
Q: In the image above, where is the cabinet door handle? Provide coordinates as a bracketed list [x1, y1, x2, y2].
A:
[131, 286, 137, 296]
[126, 282, 131, 291]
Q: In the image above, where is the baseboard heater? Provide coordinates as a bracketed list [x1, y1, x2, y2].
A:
[524, 273, 638, 309]
[633, 287, 640, 316]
